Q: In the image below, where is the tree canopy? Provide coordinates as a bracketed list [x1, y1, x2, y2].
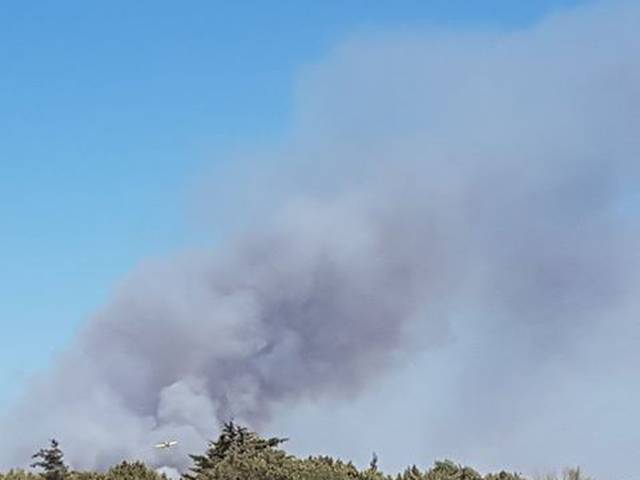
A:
[0, 425, 589, 480]
[31, 439, 68, 480]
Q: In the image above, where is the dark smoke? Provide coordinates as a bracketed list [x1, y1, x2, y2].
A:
[3, 2, 639, 478]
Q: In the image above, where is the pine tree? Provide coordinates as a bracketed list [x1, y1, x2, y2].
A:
[31, 440, 68, 480]
[369, 453, 379, 472]
[106, 461, 167, 480]
[183, 421, 287, 480]
[398, 465, 424, 480]
[424, 460, 482, 480]
[362, 452, 388, 480]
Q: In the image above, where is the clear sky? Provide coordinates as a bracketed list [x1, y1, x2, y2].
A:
[0, 0, 589, 412]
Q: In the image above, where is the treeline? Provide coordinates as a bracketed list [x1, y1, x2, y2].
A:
[0, 422, 590, 480]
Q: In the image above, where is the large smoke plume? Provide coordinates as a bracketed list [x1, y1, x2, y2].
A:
[3, 2, 640, 479]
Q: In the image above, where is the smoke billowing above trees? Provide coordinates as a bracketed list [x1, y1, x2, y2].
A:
[2, 2, 639, 479]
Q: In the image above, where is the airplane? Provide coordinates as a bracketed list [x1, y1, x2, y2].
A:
[154, 440, 178, 449]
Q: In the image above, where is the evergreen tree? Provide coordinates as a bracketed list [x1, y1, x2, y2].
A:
[106, 461, 167, 480]
[362, 452, 388, 480]
[397, 465, 424, 480]
[369, 453, 379, 472]
[183, 421, 287, 480]
[31, 440, 69, 480]
[484, 472, 526, 480]
[0, 470, 42, 480]
[0, 427, 593, 480]
[424, 460, 482, 480]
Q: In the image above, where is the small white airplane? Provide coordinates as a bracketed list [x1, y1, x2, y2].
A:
[154, 440, 178, 449]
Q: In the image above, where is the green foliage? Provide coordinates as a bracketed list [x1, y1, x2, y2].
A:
[396, 465, 424, 480]
[184, 421, 289, 480]
[484, 471, 526, 480]
[0, 470, 42, 480]
[294, 456, 361, 480]
[2, 423, 593, 480]
[106, 461, 167, 480]
[67, 461, 166, 480]
[31, 440, 69, 480]
[68, 472, 106, 480]
[360, 453, 389, 480]
[423, 460, 482, 480]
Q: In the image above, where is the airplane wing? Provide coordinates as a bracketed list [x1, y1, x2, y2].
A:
[154, 440, 178, 449]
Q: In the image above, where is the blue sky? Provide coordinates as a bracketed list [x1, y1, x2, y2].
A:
[0, 0, 589, 409]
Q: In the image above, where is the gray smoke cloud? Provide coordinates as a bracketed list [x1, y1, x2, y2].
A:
[3, 1, 640, 479]
[2, 191, 456, 471]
